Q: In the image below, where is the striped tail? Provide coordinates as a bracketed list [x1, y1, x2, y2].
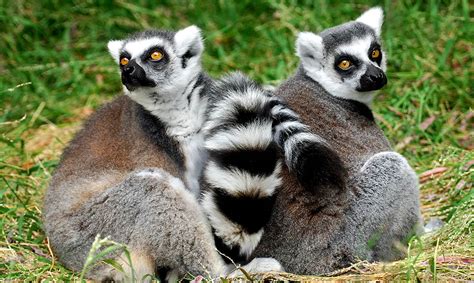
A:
[270, 97, 347, 191]
[201, 72, 346, 263]
[201, 73, 281, 263]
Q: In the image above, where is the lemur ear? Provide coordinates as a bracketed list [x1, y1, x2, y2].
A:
[296, 32, 324, 69]
[174, 25, 204, 58]
[356, 7, 384, 36]
[107, 40, 124, 63]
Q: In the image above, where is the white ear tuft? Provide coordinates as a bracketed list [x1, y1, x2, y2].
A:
[296, 32, 324, 68]
[174, 25, 204, 58]
[107, 40, 124, 62]
[356, 6, 384, 36]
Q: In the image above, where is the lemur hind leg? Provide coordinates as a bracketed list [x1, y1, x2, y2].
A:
[344, 151, 422, 261]
[46, 168, 224, 282]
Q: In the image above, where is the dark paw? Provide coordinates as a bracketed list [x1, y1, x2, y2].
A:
[294, 142, 347, 193]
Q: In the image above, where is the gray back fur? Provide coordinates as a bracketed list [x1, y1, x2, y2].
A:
[253, 69, 422, 274]
[254, 10, 421, 273]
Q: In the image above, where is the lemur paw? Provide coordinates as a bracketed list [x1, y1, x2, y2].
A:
[295, 142, 347, 192]
[227, 257, 284, 278]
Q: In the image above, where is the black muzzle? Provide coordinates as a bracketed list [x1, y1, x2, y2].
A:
[357, 64, 387, 92]
[121, 60, 156, 91]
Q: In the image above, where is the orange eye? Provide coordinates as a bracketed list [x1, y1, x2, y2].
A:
[120, 57, 129, 66]
[150, 51, 163, 61]
[338, 59, 352, 70]
[371, 49, 380, 59]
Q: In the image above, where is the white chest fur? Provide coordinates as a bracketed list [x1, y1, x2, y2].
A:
[165, 84, 208, 195]
[127, 80, 209, 195]
[181, 133, 208, 195]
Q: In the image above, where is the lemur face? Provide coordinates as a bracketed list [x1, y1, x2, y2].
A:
[107, 26, 203, 103]
[296, 7, 386, 105]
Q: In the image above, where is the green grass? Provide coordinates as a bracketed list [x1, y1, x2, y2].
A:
[0, 0, 472, 281]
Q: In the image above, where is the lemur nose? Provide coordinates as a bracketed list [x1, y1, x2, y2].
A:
[123, 65, 135, 74]
[121, 60, 156, 91]
[357, 64, 387, 92]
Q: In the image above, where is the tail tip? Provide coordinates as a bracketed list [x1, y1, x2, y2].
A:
[293, 142, 348, 193]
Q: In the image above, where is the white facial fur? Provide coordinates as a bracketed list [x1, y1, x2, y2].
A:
[106, 26, 205, 135]
[296, 7, 386, 105]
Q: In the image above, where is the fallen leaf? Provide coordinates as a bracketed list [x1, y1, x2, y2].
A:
[95, 74, 104, 85]
[395, 136, 413, 151]
[459, 110, 473, 132]
[419, 167, 448, 183]
[419, 115, 436, 130]
[455, 180, 466, 191]
[435, 256, 474, 264]
[30, 246, 48, 258]
[21, 161, 35, 170]
[190, 275, 204, 283]
[387, 106, 403, 117]
[463, 160, 474, 171]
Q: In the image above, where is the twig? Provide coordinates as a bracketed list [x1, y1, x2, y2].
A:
[46, 237, 56, 272]
[0, 82, 32, 93]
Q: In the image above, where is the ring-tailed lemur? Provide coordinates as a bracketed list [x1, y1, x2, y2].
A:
[253, 7, 423, 274]
[44, 25, 344, 280]
[44, 26, 226, 282]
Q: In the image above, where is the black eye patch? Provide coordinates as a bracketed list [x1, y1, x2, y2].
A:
[368, 42, 382, 65]
[334, 53, 361, 77]
[119, 51, 131, 60]
[140, 46, 169, 66]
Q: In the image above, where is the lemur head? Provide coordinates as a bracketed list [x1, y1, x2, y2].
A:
[296, 7, 387, 105]
[107, 26, 204, 107]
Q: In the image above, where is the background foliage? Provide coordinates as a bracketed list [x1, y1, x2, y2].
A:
[0, 0, 472, 281]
